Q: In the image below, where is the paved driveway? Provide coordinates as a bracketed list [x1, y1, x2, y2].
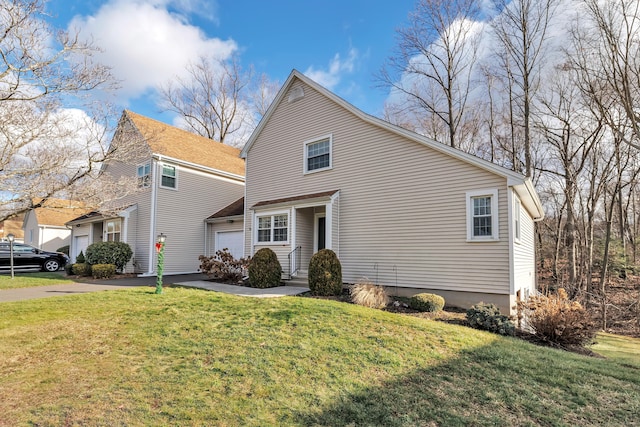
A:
[0, 273, 309, 302]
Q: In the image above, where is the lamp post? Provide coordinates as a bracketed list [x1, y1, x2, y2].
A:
[155, 233, 166, 294]
[7, 233, 14, 279]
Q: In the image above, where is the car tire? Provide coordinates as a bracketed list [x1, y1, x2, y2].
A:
[42, 259, 60, 272]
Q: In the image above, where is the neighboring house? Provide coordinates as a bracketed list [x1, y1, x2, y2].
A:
[237, 70, 545, 314]
[66, 110, 245, 275]
[23, 199, 89, 252]
[0, 213, 25, 242]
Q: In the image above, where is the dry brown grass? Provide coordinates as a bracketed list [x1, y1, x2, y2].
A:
[350, 280, 390, 309]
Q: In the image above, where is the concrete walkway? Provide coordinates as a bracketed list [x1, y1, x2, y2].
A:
[0, 273, 310, 303]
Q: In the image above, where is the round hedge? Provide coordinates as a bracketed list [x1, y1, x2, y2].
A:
[248, 248, 282, 288]
[409, 293, 445, 312]
[85, 241, 132, 271]
[308, 249, 343, 296]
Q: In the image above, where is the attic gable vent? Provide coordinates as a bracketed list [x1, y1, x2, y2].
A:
[288, 86, 304, 103]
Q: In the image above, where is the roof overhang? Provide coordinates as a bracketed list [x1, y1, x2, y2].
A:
[153, 153, 245, 183]
[251, 190, 339, 210]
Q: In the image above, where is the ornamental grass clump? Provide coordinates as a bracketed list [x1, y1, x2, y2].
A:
[466, 303, 515, 336]
[247, 248, 282, 288]
[350, 280, 390, 309]
[308, 249, 343, 296]
[519, 288, 597, 346]
[409, 293, 445, 312]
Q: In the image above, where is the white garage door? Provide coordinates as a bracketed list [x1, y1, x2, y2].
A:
[74, 235, 89, 261]
[216, 231, 244, 260]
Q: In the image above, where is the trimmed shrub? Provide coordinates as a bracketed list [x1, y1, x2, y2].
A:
[72, 263, 91, 276]
[466, 303, 515, 336]
[91, 264, 116, 279]
[518, 288, 597, 346]
[308, 249, 343, 296]
[350, 280, 390, 309]
[409, 293, 445, 312]
[76, 250, 86, 263]
[199, 249, 250, 284]
[56, 245, 70, 256]
[64, 263, 73, 275]
[85, 242, 133, 272]
[248, 248, 282, 288]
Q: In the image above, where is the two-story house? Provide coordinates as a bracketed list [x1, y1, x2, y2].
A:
[67, 111, 245, 275]
[234, 70, 544, 314]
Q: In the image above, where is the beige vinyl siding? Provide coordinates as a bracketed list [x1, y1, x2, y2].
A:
[245, 81, 511, 294]
[101, 158, 153, 274]
[513, 192, 536, 298]
[295, 208, 315, 269]
[155, 162, 244, 274]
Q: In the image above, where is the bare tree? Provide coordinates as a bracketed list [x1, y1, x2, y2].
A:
[159, 55, 254, 146]
[490, 0, 559, 177]
[0, 0, 135, 222]
[569, 0, 640, 150]
[380, 0, 482, 148]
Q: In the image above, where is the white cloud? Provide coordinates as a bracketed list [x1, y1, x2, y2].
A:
[304, 48, 359, 90]
[69, 0, 236, 100]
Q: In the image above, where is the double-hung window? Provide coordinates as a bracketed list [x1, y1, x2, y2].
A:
[160, 164, 177, 189]
[304, 135, 332, 173]
[466, 189, 499, 241]
[105, 219, 121, 242]
[137, 162, 151, 188]
[256, 213, 289, 243]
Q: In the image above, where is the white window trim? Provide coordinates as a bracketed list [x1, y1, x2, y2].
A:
[137, 161, 151, 188]
[303, 134, 333, 174]
[466, 189, 499, 242]
[159, 163, 178, 190]
[104, 219, 122, 242]
[254, 209, 290, 245]
[514, 196, 522, 244]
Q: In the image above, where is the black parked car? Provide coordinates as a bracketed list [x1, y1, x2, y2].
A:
[0, 242, 69, 272]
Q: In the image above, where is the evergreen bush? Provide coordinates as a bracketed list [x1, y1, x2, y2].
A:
[308, 249, 343, 296]
[466, 303, 515, 336]
[72, 263, 91, 276]
[76, 250, 86, 263]
[409, 293, 445, 312]
[247, 248, 282, 288]
[91, 264, 117, 279]
[85, 241, 133, 272]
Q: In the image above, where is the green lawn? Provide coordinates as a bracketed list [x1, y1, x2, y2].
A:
[1, 288, 638, 426]
[590, 332, 640, 368]
[0, 271, 74, 290]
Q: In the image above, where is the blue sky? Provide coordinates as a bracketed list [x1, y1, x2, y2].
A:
[46, 0, 416, 126]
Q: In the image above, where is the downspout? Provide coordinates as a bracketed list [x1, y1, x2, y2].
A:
[147, 158, 158, 275]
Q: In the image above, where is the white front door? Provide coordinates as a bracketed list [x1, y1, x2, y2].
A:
[74, 235, 89, 262]
[216, 231, 244, 260]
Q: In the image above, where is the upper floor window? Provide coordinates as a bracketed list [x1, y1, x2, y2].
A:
[160, 164, 177, 189]
[466, 189, 499, 241]
[304, 135, 332, 173]
[256, 213, 289, 243]
[137, 162, 151, 188]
